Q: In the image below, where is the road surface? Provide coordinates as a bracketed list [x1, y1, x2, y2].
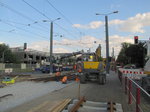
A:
[4, 71, 135, 112]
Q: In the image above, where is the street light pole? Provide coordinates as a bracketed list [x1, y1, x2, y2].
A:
[43, 18, 61, 74]
[50, 21, 53, 74]
[105, 15, 109, 74]
[96, 11, 118, 75]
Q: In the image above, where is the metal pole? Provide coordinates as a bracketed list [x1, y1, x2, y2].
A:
[105, 15, 109, 74]
[136, 87, 140, 112]
[128, 80, 132, 104]
[50, 22, 53, 74]
[125, 76, 127, 94]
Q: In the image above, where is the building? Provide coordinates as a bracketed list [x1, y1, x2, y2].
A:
[11, 47, 74, 64]
[11, 47, 49, 64]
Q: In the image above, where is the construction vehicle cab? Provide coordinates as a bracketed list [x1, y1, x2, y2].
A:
[78, 53, 106, 84]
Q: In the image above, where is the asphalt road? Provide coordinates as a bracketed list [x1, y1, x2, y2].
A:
[4, 71, 135, 112]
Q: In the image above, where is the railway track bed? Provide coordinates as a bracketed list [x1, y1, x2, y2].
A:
[51, 97, 123, 112]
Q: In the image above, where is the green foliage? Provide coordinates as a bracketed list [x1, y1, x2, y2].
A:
[125, 42, 147, 67]
[0, 44, 20, 63]
[98, 56, 103, 61]
[116, 42, 131, 65]
[117, 42, 147, 68]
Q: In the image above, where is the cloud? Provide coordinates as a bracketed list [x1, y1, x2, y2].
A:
[109, 12, 150, 33]
[28, 41, 70, 53]
[119, 12, 150, 33]
[53, 48, 69, 53]
[109, 19, 124, 25]
[27, 35, 133, 57]
[73, 21, 104, 29]
[0, 42, 4, 44]
[108, 35, 133, 56]
[28, 41, 49, 52]
[73, 12, 150, 33]
[55, 36, 102, 48]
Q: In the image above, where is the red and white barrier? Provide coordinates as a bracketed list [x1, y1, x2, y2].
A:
[119, 68, 147, 79]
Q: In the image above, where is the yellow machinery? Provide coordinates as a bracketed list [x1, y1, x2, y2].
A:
[78, 53, 106, 84]
[2, 76, 18, 84]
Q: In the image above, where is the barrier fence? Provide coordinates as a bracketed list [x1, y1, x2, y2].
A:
[0, 63, 39, 74]
[118, 70, 150, 112]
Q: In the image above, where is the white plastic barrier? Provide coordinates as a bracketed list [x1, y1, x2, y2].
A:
[119, 68, 147, 79]
[5, 68, 13, 73]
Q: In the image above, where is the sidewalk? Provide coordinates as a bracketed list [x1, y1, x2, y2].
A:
[79, 71, 135, 112]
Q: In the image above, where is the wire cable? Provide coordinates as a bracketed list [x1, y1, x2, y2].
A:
[46, 0, 82, 33]
[22, 0, 79, 39]
[1, 20, 49, 40]
[0, 1, 50, 32]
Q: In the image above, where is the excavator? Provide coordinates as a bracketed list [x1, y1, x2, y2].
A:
[78, 53, 106, 85]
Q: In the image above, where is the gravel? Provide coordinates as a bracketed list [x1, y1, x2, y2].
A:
[0, 81, 72, 112]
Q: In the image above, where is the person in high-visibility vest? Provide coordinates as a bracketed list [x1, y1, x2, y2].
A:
[61, 76, 67, 84]
[78, 67, 82, 73]
[75, 75, 80, 82]
[73, 64, 77, 70]
[55, 71, 61, 81]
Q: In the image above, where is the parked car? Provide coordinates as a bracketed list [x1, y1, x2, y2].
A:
[62, 66, 73, 71]
[41, 65, 62, 73]
[123, 64, 136, 69]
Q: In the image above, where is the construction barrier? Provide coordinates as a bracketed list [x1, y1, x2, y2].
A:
[118, 70, 150, 112]
[5, 68, 13, 73]
[119, 68, 147, 80]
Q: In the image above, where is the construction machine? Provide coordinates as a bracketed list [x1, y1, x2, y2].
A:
[78, 53, 106, 84]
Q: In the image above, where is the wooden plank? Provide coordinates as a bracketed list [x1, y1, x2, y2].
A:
[27, 101, 49, 112]
[70, 97, 85, 112]
[110, 102, 114, 112]
[51, 99, 71, 112]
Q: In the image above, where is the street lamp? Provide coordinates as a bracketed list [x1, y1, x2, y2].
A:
[96, 11, 118, 75]
[43, 18, 61, 74]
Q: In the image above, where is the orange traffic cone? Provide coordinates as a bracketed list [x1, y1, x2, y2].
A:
[75, 76, 80, 82]
[61, 76, 67, 84]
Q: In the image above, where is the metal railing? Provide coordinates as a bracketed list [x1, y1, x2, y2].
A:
[118, 70, 150, 112]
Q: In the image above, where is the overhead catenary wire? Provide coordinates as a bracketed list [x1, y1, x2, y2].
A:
[22, 0, 79, 39]
[1, 20, 49, 40]
[0, 1, 33, 22]
[0, 19, 62, 37]
[0, 1, 50, 32]
[0, 19, 50, 34]
[22, 0, 52, 21]
[46, 0, 82, 34]
[0, 1, 81, 47]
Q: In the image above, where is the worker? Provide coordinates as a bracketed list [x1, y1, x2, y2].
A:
[75, 75, 80, 82]
[55, 71, 61, 81]
[61, 76, 67, 84]
[78, 67, 82, 73]
[73, 64, 77, 71]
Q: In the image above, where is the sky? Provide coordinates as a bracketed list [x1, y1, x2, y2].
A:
[0, 0, 150, 57]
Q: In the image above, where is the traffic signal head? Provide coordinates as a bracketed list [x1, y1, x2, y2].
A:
[24, 43, 27, 50]
[134, 36, 138, 44]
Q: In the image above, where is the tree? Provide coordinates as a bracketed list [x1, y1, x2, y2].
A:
[0, 44, 20, 63]
[116, 42, 131, 65]
[125, 42, 147, 67]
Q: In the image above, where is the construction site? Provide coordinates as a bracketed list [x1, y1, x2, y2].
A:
[0, 44, 150, 112]
[0, 1, 150, 111]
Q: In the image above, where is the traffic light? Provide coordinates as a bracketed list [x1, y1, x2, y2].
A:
[134, 36, 138, 44]
[24, 43, 27, 50]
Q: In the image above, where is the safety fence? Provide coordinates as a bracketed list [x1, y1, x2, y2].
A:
[0, 63, 40, 74]
[119, 68, 147, 80]
[118, 70, 150, 112]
